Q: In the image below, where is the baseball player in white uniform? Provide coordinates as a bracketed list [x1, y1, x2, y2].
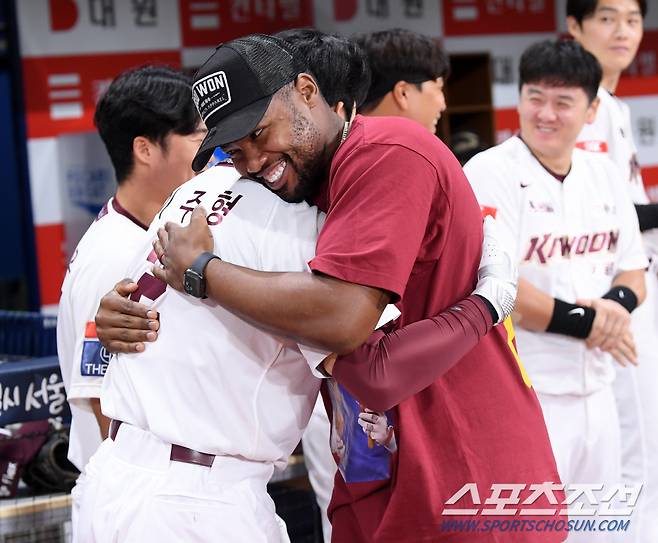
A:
[465, 40, 646, 542]
[57, 66, 204, 472]
[57, 198, 149, 471]
[568, 2, 658, 539]
[77, 166, 321, 543]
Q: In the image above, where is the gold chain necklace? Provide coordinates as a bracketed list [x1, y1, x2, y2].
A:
[340, 120, 352, 145]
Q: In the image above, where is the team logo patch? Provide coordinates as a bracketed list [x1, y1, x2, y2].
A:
[480, 205, 497, 219]
[80, 321, 111, 377]
[575, 140, 608, 153]
[192, 71, 231, 122]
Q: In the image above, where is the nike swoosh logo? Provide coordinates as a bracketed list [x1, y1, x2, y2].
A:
[520, 183, 529, 188]
[568, 308, 585, 317]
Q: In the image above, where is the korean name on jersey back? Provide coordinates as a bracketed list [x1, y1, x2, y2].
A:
[80, 321, 111, 377]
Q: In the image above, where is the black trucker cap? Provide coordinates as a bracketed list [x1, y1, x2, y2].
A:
[191, 34, 303, 172]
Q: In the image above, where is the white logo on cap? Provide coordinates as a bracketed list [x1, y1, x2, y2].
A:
[192, 71, 232, 122]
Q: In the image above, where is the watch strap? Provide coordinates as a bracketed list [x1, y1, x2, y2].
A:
[190, 252, 220, 276]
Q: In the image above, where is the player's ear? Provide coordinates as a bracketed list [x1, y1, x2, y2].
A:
[133, 136, 153, 166]
[585, 96, 600, 124]
[332, 100, 347, 121]
[566, 16, 582, 40]
[391, 81, 409, 111]
[294, 73, 321, 108]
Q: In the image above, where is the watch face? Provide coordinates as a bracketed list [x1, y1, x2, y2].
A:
[184, 269, 203, 297]
[183, 274, 194, 294]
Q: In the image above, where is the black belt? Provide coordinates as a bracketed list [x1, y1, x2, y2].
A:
[109, 420, 215, 468]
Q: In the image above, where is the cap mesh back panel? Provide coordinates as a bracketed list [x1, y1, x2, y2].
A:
[228, 34, 304, 94]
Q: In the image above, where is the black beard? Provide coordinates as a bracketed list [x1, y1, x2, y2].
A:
[276, 151, 327, 203]
[274, 107, 328, 203]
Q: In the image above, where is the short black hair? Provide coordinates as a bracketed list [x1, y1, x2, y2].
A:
[355, 28, 449, 112]
[275, 29, 370, 119]
[94, 65, 199, 184]
[519, 40, 602, 103]
[567, 0, 647, 25]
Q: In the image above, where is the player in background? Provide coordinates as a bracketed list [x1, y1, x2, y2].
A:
[97, 33, 564, 542]
[56, 66, 206, 473]
[464, 39, 647, 542]
[355, 28, 448, 135]
[567, 2, 658, 540]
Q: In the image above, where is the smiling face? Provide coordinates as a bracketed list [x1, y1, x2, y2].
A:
[568, 0, 644, 78]
[221, 81, 336, 203]
[518, 82, 598, 168]
[404, 77, 447, 134]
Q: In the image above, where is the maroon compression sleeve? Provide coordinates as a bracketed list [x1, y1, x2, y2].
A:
[332, 295, 493, 412]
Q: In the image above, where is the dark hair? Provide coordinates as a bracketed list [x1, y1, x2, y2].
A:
[275, 29, 370, 119]
[355, 28, 449, 112]
[94, 65, 199, 184]
[567, 0, 647, 25]
[519, 40, 602, 102]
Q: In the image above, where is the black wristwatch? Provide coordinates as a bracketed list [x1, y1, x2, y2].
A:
[183, 252, 220, 298]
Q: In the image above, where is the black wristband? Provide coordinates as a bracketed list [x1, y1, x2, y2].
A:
[602, 286, 638, 313]
[474, 294, 499, 324]
[546, 298, 595, 339]
[634, 203, 658, 232]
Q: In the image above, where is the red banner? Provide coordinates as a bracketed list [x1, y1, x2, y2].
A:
[22, 51, 181, 139]
[443, 0, 556, 36]
[179, 0, 313, 47]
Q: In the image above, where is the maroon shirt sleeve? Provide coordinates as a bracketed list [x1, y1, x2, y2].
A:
[332, 296, 493, 412]
[309, 143, 437, 300]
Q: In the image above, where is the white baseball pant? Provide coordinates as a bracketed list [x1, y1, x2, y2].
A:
[537, 386, 623, 543]
[615, 269, 658, 543]
[302, 395, 335, 542]
[72, 423, 290, 543]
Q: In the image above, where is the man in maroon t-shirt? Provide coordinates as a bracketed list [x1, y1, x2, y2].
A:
[96, 34, 564, 542]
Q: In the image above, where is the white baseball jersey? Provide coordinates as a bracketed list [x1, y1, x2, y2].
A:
[101, 165, 329, 470]
[464, 136, 647, 396]
[578, 86, 658, 257]
[57, 198, 149, 471]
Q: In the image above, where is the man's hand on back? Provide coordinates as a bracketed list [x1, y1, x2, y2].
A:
[153, 206, 214, 291]
[95, 279, 159, 353]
